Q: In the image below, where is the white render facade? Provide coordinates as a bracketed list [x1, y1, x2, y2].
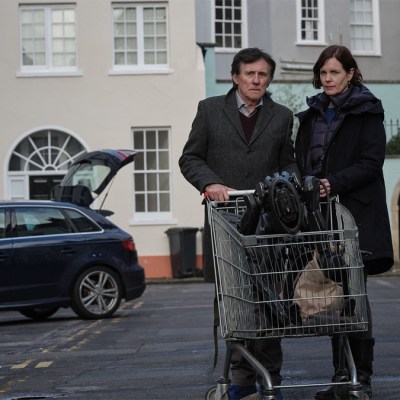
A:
[1, 0, 399, 278]
[0, 0, 206, 278]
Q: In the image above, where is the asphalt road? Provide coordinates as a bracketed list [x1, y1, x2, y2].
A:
[0, 276, 398, 400]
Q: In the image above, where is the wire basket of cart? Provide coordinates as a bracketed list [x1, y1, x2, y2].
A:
[205, 176, 369, 400]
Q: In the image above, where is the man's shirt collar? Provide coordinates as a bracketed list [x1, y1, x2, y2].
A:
[235, 91, 263, 117]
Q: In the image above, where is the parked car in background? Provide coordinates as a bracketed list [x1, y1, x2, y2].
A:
[0, 149, 145, 320]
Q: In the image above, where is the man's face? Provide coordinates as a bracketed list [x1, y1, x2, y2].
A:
[232, 59, 271, 106]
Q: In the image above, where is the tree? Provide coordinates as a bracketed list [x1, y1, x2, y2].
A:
[386, 130, 400, 155]
[270, 83, 310, 135]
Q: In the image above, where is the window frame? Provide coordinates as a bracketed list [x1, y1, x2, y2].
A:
[111, 2, 171, 74]
[131, 127, 173, 224]
[296, 0, 326, 46]
[0, 209, 6, 239]
[349, 0, 381, 56]
[7, 128, 87, 201]
[19, 4, 80, 76]
[213, 0, 248, 53]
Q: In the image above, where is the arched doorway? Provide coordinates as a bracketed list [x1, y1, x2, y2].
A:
[7, 128, 87, 200]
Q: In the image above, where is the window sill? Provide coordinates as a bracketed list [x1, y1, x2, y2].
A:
[129, 218, 178, 226]
[109, 67, 174, 76]
[17, 70, 83, 78]
[215, 48, 240, 54]
[295, 41, 328, 46]
[351, 52, 382, 57]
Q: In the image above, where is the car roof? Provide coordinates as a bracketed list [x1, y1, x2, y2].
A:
[0, 199, 88, 209]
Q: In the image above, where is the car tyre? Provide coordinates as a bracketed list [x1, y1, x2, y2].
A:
[19, 307, 59, 320]
[71, 265, 122, 319]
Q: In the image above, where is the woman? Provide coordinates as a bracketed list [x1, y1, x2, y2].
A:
[295, 45, 393, 399]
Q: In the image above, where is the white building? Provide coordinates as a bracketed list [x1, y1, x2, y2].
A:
[0, 0, 206, 279]
[1, 0, 398, 278]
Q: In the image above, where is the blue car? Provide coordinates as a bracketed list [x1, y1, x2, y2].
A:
[0, 149, 145, 320]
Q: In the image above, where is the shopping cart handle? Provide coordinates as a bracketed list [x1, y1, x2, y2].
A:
[227, 190, 255, 197]
[203, 190, 254, 202]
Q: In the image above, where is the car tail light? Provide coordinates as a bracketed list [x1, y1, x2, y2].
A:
[121, 238, 136, 252]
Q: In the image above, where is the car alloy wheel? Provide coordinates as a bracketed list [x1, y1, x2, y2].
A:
[71, 265, 122, 319]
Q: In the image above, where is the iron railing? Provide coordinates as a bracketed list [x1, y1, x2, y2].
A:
[385, 119, 400, 155]
[385, 119, 400, 140]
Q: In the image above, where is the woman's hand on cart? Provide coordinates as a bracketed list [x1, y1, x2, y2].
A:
[319, 178, 331, 197]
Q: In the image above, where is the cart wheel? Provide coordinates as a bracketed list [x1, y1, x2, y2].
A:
[332, 372, 350, 400]
[348, 393, 371, 400]
[205, 387, 216, 400]
[334, 385, 349, 399]
[205, 386, 229, 400]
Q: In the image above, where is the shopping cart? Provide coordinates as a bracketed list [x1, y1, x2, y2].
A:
[205, 193, 369, 400]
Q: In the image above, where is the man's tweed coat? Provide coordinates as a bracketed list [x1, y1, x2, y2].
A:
[179, 87, 299, 282]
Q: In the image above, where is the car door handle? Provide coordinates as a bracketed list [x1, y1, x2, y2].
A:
[60, 247, 76, 255]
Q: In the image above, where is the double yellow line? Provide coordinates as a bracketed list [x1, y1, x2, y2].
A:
[0, 300, 144, 394]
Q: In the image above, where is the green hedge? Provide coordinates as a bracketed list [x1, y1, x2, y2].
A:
[386, 131, 400, 155]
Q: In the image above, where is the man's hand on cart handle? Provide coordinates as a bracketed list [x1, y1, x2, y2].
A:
[204, 185, 255, 202]
[204, 184, 235, 202]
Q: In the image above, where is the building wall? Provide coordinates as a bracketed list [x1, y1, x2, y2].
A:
[199, 0, 400, 268]
[1, 0, 398, 279]
[208, 0, 400, 83]
[0, 0, 206, 279]
[267, 0, 400, 113]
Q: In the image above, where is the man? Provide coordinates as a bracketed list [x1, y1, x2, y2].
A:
[179, 47, 299, 400]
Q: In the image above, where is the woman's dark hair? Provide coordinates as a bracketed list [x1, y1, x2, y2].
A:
[231, 47, 276, 81]
[312, 45, 363, 89]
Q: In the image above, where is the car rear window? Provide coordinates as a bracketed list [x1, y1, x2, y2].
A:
[64, 209, 101, 233]
[15, 207, 71, 236]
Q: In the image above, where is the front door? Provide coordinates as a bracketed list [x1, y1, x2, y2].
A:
[29, 175, 64, 200]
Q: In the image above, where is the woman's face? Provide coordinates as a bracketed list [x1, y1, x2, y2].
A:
[319, 57, 354, 96]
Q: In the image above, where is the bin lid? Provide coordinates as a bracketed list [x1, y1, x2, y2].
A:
[165, 227, 199, 234]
